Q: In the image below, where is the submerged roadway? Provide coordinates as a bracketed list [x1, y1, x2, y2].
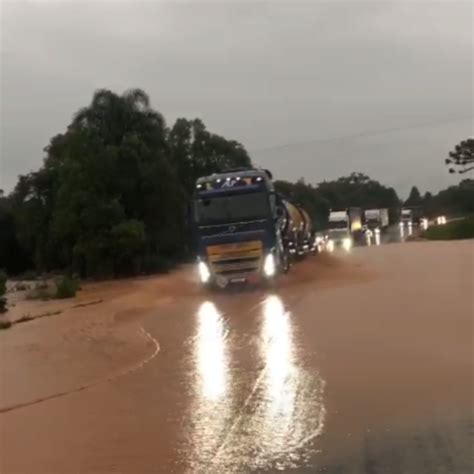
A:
[0, 239, 472, 473]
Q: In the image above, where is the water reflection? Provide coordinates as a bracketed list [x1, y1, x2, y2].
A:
[188, 301, 231, 470]
[375, 230, 381, 246]
[399, 222, 413, 241]
[262, 295, 295, 417]
[189, 297, 326, 472]
[399, 222, 405, 240]
[196, 301, 228, 401]
[366, 230, 373, 247]
[365, 229, 381, 247]
[245, 295, 326, 470]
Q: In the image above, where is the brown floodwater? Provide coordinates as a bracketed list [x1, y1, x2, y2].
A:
[0, 241, 472, 472]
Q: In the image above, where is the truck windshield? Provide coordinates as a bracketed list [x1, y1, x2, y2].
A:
[329, 220, 348, 229]
[195, 192, 270, 225]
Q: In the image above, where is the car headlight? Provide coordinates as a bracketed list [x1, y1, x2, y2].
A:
[343, 238, 352, 250]
[198, 261, 211, 283]
[263, 253, 276, 278]
[327, 240, 335, 252]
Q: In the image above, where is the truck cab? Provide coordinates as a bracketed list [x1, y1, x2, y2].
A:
[193, 169, 286, 288]
[326, 208, 362, 251]
[365, 208, 389, 229]
[400, 208, 414, 226]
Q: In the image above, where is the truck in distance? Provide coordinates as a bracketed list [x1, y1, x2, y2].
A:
[326, 207, 363, 251]
[401, 206, 426, 227]
[401, 208, 414, 225]
[364, 208, 389, 233]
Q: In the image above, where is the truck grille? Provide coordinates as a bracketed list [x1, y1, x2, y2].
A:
[206, 240, 262, 275]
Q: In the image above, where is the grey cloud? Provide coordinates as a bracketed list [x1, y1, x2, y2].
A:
[1, 1, 472, 194]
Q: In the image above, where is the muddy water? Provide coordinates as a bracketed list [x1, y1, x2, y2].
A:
[0, 241, 472, 473]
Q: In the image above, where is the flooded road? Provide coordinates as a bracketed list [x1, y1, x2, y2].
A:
[0, 241, 472, 473]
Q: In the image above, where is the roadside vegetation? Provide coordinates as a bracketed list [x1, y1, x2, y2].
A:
[0, 88, 473, 279]
[55, 276, 79, 299]
[0, 271, 7, 313]
[423, 217, 474, 241]
[0, 271, 11, 330]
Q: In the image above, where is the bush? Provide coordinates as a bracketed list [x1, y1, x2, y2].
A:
[55, 275, 79, 299]
[424, 217, 474, 240]
[0, 271, 7, 313]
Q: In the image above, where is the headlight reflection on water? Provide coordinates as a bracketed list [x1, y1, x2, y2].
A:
[196, 301, 228, 401]
[190, 297, 326, 472]
[254, 295, 326, 469]
[190, 301, 231, 470]
[262, 295, 295, 416]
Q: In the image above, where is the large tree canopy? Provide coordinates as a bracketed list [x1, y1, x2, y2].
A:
[169, 118, 251, 196]
[2, 88, 251, 277]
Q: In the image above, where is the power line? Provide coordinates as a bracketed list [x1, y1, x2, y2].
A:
[250, 115, 473, 153]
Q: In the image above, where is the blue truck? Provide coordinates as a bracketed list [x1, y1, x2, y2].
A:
[193, 168, 313, 288]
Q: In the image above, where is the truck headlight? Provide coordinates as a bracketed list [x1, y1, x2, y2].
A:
[327, 240, 335, 252]
[263, 253, 276, 278]
[343, 238, 352, 251]
[198, 261, 210, 283]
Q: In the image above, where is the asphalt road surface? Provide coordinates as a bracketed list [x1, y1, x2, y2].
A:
[0, 240, 472, 473]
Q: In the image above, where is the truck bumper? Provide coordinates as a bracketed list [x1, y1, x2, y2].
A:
[213, 271, 263, 288]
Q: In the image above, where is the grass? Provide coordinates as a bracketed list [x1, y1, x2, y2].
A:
[423, 217, 474, 241]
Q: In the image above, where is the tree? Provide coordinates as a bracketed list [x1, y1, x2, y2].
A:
[275, 178, 330, 230]
[0, 271, 7, 313]
[168, 118, 251, 197]
[1, 88, 254, 277]
[0, 195, 32, 275]
[318, 172, 400, 212]
[429, 179, 474, 216]
[49, 88, 182, 276]
[275, 173, 400, 229]
[422, 191, 434, 216]
[445, 138, 474, 174]
[405, 186, 423, 207]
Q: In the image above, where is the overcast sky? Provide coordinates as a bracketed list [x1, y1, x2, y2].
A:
[1, 0, 472, 196]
